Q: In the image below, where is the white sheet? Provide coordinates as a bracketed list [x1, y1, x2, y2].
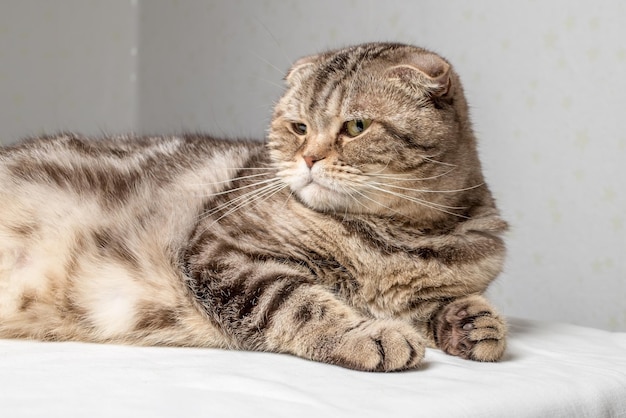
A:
[1, 318, 625, 418]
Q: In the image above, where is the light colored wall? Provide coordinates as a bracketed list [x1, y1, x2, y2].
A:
[0, 0, 137, 144]
[135, 0, 433, 138]
[1, 1, 625, 331]
[137, 0, 626, 331]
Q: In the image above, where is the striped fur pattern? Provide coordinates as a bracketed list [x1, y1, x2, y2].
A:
[0, 43, 507, 371]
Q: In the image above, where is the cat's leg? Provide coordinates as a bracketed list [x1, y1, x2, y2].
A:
[263, 284, 425, 371]
[188, 255, 425, 371]
[430, 294, 506, 361]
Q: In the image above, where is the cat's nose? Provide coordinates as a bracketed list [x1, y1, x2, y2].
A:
[303, 155, 323, 169]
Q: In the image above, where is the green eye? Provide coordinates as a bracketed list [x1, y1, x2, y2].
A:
[344, 118, 372, 137]
[291, 122, 307, 135]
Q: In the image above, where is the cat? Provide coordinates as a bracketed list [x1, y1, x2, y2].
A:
[0, 42, 507, 372]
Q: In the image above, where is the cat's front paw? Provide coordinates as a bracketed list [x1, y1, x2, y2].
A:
[433, 295, 506, 362]
[329, 319, 425, 372]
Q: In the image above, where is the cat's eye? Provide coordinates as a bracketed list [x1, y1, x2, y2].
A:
[343, 119, 372, 137]
[291, 122, 307, 136]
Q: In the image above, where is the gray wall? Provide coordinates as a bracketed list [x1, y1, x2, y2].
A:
[1, 0, 625, 331]
[0, 0, 137, 141]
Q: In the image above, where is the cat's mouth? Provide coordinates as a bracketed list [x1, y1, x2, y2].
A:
[303, 179, 341, 194]
[288, 170, 356, 211]
[303, 173, 334, 191]
[299, 174, 337, 196]
[276, 161, 363, 212]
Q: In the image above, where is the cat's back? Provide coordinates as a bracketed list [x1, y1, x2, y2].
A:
[0, 133, 264, 344]
[1, 133, 264, 194]
[0, 133, 265, 244]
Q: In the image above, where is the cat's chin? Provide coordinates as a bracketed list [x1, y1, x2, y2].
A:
[295, 182, 356, 213]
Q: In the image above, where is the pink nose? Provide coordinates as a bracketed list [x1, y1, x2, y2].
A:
[303, 155, 321, 169]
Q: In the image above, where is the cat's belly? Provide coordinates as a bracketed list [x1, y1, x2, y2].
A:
[0, 240, 138, 338]
[0, 187, 227, 347]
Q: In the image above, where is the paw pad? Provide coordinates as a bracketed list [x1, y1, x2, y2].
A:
[434, 296, 507, 362]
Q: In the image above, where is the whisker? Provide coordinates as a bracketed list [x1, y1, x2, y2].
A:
[250, 17, 292, 68]
[343, 179, 469, 218]
[213, 184, 283, 219]
[222, 167, 274, 170]
[367, 180, 485, 194]
[384, 194, 469, 218]
[355, 160, 391, 175]
[208, 182, 287, 226]
[196, 177, 282, 198]
[194, 182, 277, 223]
[422, 156, 457, 167]
[363, 167, 457, 182]
[191, 171, 274, 188]
[251, 53, 287, 77]
[196, 184, 285, 231]
[250, 75, 285, 90]
[201, 179, 284, 218]
[344, 55, 367, 113]
[365, 183, 467, 210]
[279, 188, 295, 211]
[344, 183, 400, 214]
[337, 183, 372, 213]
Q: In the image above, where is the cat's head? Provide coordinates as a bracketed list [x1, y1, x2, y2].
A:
[268, 42, 490, 223]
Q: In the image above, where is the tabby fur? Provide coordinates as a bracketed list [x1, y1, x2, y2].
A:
[0, 43, 507, 371]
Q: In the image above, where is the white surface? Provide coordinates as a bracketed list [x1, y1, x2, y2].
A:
[1, 318, 625, 418]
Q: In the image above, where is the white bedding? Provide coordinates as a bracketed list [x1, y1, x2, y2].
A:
[1, 318, 625, 418]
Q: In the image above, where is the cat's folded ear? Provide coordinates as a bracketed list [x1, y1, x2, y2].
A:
[285, 55, 319, 86]
[385, 51, 452, 97]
